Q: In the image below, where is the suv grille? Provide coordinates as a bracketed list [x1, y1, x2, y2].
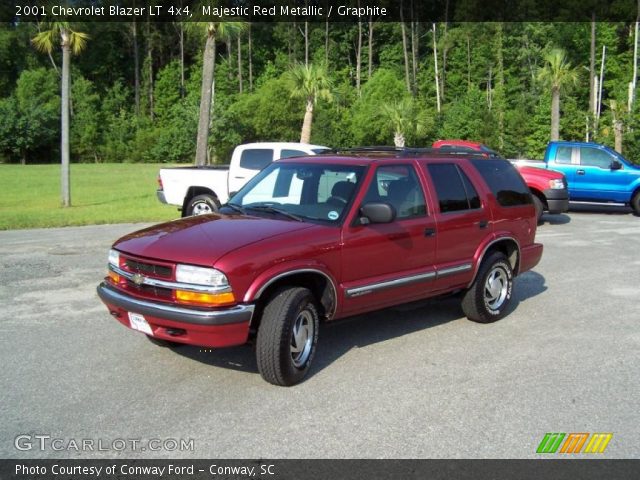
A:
[124, 258, 172, 278]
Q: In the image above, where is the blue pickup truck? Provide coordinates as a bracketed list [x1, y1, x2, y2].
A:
[512, 141, 640, 215]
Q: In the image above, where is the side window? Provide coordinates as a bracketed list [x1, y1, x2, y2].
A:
[280, 149, 308, 159]
[470, 159, 532, 207]
[426, 163, 481, 213]
[239, 149, 273, 170]
[580, 147, 613, 169]
[364, 165, 426, 219]
[555, 146, 572, 164]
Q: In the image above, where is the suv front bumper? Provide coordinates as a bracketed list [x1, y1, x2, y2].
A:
[97, 282, 253, 347]
[543, 187, 569, 214]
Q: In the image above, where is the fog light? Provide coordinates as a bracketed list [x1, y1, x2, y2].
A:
[175, 290, 235, 306]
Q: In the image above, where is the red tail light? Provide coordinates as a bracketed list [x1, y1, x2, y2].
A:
[157, 174, 163, 190]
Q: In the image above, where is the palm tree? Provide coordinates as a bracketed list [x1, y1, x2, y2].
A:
[287, 63, 332, 144]
[32, 22, 88, 207]
[538, 48, 579, 141]
[190, 21, 246, 166]
[380, 99, 423, 148]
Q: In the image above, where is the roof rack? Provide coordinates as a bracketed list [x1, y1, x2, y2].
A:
[325, 146, 500, 158]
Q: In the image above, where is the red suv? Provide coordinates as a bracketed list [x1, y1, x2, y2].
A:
[432, 140, 569, 222]
[98, 149, 543, 386]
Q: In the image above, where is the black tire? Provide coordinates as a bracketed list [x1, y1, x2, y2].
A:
[631, 191, 640, 216]
[186, 194, 218, 216]
[146, 335, 180, 348]
[532, 195, 544, 224]
[256, 287, 319, 386]
[461, 251, 514, 323]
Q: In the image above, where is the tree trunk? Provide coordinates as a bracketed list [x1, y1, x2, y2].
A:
[394, 131, 405, 148]
[61, 34, 71, 207]
[631, 19, 638, 111]
[368, 18, 373, 79]
[400, 3, 411, 94]
[132, 20, 140, 114]
[551, 87, 560, 141]
[433, 23, 441, 113]
[300, 99, 314, 143]
[356, 3, 362, 95]
[248, 23, 253, 90]
[325, 18, 329, 67]
[237, 34, 243, 93]
[614, 120, 623, 153]
[304, 19, 309, 66]
[179, 21, 185, 98]
[195, 34, 216, 166]
[589, 16, 596, 124]
[146, 17, 154, 121]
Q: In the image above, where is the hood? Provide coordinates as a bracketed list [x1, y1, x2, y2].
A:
[114, 213, 314, 266]
[517, 165, 565, 180]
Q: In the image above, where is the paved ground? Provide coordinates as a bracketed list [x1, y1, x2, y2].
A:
[1, 210, 639, 459]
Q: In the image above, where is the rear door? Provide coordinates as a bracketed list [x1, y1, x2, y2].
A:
[423, 162, 489, 290]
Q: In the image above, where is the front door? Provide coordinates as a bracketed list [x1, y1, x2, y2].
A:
[340, 164, 437, 315]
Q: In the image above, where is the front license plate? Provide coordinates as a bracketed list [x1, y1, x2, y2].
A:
[128, 312, 153, 336]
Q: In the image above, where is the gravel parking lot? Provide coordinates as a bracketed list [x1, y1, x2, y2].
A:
[1, 209, 639, 459]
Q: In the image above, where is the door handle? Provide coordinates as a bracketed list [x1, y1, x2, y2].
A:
[576, 169, 585, 175]
[234, 176, 246, 179]
[478, 220, 488, 229]
[424, 228, 436, 237]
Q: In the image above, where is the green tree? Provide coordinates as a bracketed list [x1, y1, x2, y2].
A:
[379, 98, 423, 147]
[537, 48, 579, 141]
[32, 22, 88, 207]
[287, 63, 332, 144]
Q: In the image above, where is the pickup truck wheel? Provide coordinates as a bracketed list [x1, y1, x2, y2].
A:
[532, 195, 544, 223]
[631, 191, 640, 216]
[186, 194, 218, 216]
[462, 251, 513, 323]
[256, 287, 319, 386]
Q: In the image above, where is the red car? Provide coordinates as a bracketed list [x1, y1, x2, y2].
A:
[432, 140, 569, 221]
[98, 150, 543, 386]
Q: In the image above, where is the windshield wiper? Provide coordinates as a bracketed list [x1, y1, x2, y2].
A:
[223, 202, 246, 214]
[247, 205, 304, 222]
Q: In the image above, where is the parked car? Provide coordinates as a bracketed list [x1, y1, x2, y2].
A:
[511, 141, 640, 215]
[98, 149, 543, 386]
[432, 140, 569, 221]
[157, 142, 329, 216]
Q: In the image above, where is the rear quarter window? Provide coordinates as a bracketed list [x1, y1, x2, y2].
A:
[239, 149, 273, 170]
[470, 159, 532, 207]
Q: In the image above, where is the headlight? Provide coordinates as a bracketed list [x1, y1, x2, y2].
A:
[549, 179, 565, 189]
[176, 264, 229, 287]
[108, 249, 120, 268]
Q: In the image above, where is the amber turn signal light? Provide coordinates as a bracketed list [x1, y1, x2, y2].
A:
[175, 290, 235, 306]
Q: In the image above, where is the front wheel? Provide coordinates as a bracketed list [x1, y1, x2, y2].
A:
[462, 251, 514, 323]
[631, 191, 640, 216]
[256, 287, 319, 386]
[186, 194, 218, 216]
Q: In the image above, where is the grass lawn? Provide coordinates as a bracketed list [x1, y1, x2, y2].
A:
[0, 163, 180, 230]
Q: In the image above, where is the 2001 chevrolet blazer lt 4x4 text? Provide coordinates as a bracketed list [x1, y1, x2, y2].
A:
[97, 149, 543, 386]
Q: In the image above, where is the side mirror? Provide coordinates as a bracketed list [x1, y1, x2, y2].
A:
[359, 202, 396, 224]
[610, 160, 622, 170]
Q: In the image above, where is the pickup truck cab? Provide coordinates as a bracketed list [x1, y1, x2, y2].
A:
[512, 141, 640, 215]
[157, 142, 329, 216]
[98, 149, 543, 386]
[432, 140, 569, 221]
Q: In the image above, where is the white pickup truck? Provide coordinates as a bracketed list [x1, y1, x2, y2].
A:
[157, 142, 329, 216]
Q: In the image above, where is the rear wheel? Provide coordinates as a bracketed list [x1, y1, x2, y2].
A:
[631, 191, 640, 216]
[186, 194, 218, 216]
[462, 251, 514, 323]
[256, 287, 319, 386]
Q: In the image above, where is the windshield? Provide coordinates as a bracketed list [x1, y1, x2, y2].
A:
[228, 163, 366, 223]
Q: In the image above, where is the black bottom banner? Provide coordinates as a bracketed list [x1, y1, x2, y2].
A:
[1, 459, 639, 480]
